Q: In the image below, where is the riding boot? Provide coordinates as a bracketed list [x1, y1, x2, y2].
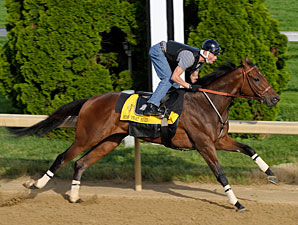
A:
[143, 103, 163, 117]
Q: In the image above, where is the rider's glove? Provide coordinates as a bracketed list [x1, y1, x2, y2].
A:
[189, 84, 202, 92]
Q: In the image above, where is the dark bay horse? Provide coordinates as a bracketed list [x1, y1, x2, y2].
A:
[10, 57, 280, 212]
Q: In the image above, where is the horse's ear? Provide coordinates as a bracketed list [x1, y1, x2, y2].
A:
[241, 58, 247, 66]
[241, 56, 251, 67]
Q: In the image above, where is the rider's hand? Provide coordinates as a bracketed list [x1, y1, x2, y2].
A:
[189, 84, 202, 92]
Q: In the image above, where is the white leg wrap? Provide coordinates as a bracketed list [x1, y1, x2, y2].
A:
[252, 154, 269, 172]
[70, 180, 81, 203]
[224, 185, 238, 205]
[35, 170, 54, 189]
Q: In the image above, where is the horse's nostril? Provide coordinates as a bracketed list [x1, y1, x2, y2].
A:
[272, 96, 280, 103]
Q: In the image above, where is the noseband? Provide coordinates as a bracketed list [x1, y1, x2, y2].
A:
[241, 66, 272, 101]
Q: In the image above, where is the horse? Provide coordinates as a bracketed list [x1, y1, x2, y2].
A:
[9, 57, 280, 212]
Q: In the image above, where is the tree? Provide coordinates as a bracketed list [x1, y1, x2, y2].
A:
[0, 0, 137, 114]
[186, 0, 289, 121]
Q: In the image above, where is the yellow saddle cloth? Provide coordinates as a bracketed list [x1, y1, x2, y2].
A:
[120, 94, 179, 124]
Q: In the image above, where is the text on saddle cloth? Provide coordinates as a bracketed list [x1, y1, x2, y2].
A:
[120, 94, 179, 124]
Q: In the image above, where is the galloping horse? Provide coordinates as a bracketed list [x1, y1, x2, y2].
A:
[10, 57, 280, 212]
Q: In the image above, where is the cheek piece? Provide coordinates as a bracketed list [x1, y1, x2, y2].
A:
[200, 50, 210, 64]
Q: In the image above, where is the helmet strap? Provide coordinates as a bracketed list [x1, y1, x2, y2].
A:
[200, 50, 210, 64]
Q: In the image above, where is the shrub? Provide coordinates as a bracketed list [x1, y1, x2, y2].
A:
[187, 0, 289, 121]
[0, 0, 137, 114]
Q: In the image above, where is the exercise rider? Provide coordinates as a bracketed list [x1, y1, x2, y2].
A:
[144, 39, 221, 117]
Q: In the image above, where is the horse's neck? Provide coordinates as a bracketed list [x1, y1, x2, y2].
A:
[202, 67, 243, 112]
[207, 67, 243, 94]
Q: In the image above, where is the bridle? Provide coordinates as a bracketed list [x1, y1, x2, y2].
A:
[198, 65, 272, 102]
[197, 65, 272, 139]
[241, 66, 272, 101]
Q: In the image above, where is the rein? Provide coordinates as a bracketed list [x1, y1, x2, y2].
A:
[199, 65, 271, 138]
[198, 88, 261, 101]
[197, 65, 272, 102]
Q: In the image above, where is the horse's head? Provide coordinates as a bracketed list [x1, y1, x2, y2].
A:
[240, 56, 280, 107]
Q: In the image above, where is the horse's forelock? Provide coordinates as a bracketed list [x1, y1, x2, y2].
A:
[246, 61, 255, 67]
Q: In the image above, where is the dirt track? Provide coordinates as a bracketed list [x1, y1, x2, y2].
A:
[0, 177, 298, 225]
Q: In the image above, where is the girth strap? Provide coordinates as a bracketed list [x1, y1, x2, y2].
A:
[160, 117, 194, 151]
[161, 117, 175, 148]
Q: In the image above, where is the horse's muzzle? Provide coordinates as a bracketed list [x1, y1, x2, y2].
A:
[264, 95, 280, 107]
[272, 96, 280, 104]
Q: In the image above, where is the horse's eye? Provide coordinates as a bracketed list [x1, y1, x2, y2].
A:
[253, 77, 260, 82]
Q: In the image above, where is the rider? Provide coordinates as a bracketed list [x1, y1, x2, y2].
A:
[144, 39, 221, 117]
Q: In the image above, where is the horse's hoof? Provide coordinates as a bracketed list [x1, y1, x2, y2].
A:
[29, 184, 39, 189]
[69, 198, 83, 203]
[23, 179, 38, 189]
[237, 208, 249, 213]
[235, 201, 248, 212]
[268, 176, 278, 184]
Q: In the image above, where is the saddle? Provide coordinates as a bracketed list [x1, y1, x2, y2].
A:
[115, 88, 185, 148]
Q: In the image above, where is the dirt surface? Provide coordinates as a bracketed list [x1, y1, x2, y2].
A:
[0, 177, 298, 225]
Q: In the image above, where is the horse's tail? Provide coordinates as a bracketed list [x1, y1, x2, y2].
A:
[7, 98, 89, 137]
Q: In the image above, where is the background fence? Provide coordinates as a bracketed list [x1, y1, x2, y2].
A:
[1, 114, 298, 134]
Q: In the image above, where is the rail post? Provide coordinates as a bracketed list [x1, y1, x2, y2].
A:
[134, 138, 142, 191]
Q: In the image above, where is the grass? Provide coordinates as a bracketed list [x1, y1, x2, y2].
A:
[0, 0, 6, 27]
[0, 0, 7, 48]
[277, 42, 298, 121]
[287, 42, 298, 90]
[265, 0, 298, 31]
[0, 127, 297, 184]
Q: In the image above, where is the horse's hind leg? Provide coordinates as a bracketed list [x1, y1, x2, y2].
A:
[215, 135, 277, 184]
[24, 141, 90, 189]
[69, 134, 126, 203]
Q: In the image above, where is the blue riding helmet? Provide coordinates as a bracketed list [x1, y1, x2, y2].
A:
[202, 39, 221, 55]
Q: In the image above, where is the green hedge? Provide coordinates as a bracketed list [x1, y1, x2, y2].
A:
[0, 0, 289, 121]
[0, 0, 136, 114]
[187, 0, 289, 121]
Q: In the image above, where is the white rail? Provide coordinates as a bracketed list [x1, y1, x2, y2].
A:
[0, 114, 298, 134]
[0, 114, 76, 128]
[228, 120, 298, 135]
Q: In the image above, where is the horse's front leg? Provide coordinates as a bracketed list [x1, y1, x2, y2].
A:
[215, 135, 278, 184]
[192, 135, 247, 212]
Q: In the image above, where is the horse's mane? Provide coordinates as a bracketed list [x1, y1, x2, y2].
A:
[197, 61, 255, 87]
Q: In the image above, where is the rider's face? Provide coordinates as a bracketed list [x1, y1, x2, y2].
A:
[208, 52, 217, 64]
